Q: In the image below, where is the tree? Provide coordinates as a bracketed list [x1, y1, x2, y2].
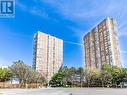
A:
[77, 67, 84, 87]
[99, 71, 112, 87]
[50, 72, 64, 87]
[102, 64, 122, 87]
[102, 64, 112, 73]
[10, 60, 29, 84]
[84, 68, 100, 87]
[111, 66, 121, 87]
[50, 66, 83, 87]
[119, 68, 127, 82]
[50, 66, 68, 87]
[77, 67, 84, 80]
[100, 64, 112, 87]
[10, 60, 45, 85]
[66, 67, 77, 86]
[0, 68, 12, 82]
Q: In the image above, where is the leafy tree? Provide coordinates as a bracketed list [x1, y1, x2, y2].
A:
[111, 66, 121, 86]
[102, 64, 122, 87]
[99, 71, 112, 87]
[0, 68, 12, 82]
[77, 67, 84, 87]
[50, 66, 69, 87]
[68, 67, 77, 85]
[102, 64, 112, 73]
[119, 68, 127, 82]
[50, 72, 64, 87]
[10, 60, 45, 85]
[77, 67, 84, 80]
[10, 60, 30, 84]
[84, 68, 100, 87]
[50, 66, 84, 87]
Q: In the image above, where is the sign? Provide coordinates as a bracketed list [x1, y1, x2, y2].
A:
[0, 0, 15, 18]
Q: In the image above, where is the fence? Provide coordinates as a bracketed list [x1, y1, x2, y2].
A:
[0, 82, 45, 88]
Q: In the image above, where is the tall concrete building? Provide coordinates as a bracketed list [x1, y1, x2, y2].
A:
[84, 18, 121, 70]
[33, 31, 63, 82]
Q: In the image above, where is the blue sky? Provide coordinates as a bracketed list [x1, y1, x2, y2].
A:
[0, 0, 127, 67]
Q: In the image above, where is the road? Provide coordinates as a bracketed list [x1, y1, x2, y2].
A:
[0, 88, 127, 95]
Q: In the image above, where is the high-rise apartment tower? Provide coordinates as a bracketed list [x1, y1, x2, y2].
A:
[84, 18, 121, 70]
[33, 31, 63, 82]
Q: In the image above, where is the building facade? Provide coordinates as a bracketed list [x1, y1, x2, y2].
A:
[84, 18, 121, 70]
[33, 31, 63, 82]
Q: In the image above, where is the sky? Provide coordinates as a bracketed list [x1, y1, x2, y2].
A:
[0, 0, 127, 68]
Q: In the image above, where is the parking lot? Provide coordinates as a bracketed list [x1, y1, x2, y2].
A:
[0, 88, 127, 95]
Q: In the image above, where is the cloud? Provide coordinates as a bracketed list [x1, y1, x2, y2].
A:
[16, 0, 127, 27]
[120, 50, 127, 54]
[118, 21, 127, 38]
[41, 0, 96, 21]
[41, 0, 127, 40]
[30, 7, 49, 19]
[118, 32, 127, 37]
[16, 0, 127, 36]
[16, 0, 49, 19]
[41, 0, 127, 22]
[64, 41, 83, 46]
[16, 0, 28, 11]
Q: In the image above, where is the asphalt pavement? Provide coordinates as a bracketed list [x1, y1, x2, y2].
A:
[0, 88, 127, 95]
